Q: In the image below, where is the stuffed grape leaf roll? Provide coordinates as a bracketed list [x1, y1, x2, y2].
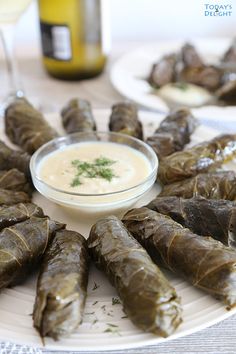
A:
[109, 102, 143, 140]
[216, 80, 236, 105]
[88, 215, 182, 337]
[0, 216, 64, 290]
[146, 108, 198, 158]
[0, 169, 32, 196]
[148, 54, 177, 88]
[33, 229, 89, 340]
[0, 140, 31, 179]
[61, 98, 96, 134]
[222, 39, 236, 64]
[181, 43, 204, 68]
[178, 65, 222, 91]
[178, 44, 222, 91]
[159, 171, 236, 200]
[123, 207, 236, 309]
[158, 134, 236, 184]
[0, 203, 44, 231]
[0, 189, 30, 205]
[5, 98, 58, 154]
[146, 196, 236, 248]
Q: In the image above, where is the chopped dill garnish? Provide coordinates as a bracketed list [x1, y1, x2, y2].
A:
[85, 311, 95, 315]
[106, 323, 118, 328]
[104, 323, 121, 336]
[92, 282, 100, 291]
[98, 167, 115, 182]
[121, 315, 128, 319]
[104, 328, 113, 333]
[112, 297, 121, 305]
[94, 157, 116, 166]
[92, 300, 98, 306]
[70, 156, 117, 186]
[173, 82, 189, 91]
[70, 176, 82, 187]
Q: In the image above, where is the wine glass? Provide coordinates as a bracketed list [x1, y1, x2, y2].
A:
[0, 0, 31, 106]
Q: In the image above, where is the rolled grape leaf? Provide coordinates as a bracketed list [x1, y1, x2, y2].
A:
[33, 229, 89, 340]
[146, 108, 198, 158]
[159, 171, 236, 200]
[0, 216, 65, 289]
[148, 54, 177, 89]
[181, 43, 204, 68]
[146, 196, 236, 248]
[0, 140, 31, 179]
[5, 98, 58, 154]
[88, 215, 182, 337]
[178, 44, 222, 92]
[216, 80, 236, 105]
[123, 207, 236, 309]
[148, 43, 222, 91]
[178, 65, 222, 91]
[158, 134, 236, 184]
[0, 169, 32, 196]
[222, 39, 236, 64]
[61, 98, 96, 134]
[0, 203, 44, 231]
[0, 189, 30, 205]
[109, 102, 143, 140]
[146, 133, 175, 159]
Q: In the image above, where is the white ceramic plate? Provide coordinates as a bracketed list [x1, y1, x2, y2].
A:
[0, 110, 236, 352]
[110, 38, 236, 120]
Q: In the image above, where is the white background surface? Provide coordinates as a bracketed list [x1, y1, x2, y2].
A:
[13, 0, 236, 54]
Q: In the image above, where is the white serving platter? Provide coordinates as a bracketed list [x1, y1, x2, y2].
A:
[0, 109, 235, 351]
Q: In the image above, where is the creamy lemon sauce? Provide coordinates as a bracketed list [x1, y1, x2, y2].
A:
[38, 142, 152, 194]
[158, 83, 213, 107]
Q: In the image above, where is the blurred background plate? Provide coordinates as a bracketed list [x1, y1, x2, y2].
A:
[110, 38, 236, 118]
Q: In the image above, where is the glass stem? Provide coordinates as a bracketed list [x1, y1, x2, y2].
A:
[0, 24, 24, 98]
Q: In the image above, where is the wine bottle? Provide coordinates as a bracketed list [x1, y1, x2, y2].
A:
[38, 0, 110, 80]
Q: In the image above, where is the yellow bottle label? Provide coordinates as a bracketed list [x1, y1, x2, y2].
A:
[40, 22, 72, 61]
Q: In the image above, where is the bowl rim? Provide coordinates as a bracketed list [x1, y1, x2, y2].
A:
[30, 131, 158, 197]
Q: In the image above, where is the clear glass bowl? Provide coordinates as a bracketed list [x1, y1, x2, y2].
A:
[30, 132, 158, 215]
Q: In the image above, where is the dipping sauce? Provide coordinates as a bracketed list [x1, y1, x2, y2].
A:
[38, 141, 152, 194]
[158, 83, 213, 107]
